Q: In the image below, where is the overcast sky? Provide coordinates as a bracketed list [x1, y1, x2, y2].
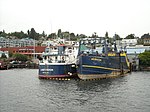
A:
[0, 0, 150, 37]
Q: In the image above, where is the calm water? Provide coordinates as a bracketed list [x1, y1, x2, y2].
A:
[0, 69, 150, 112]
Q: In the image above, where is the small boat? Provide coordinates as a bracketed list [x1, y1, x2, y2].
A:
[77, 37, 131, 80]
[38, 39, 78, 79]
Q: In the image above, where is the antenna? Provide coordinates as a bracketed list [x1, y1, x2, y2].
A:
[50, 19, 52, 34]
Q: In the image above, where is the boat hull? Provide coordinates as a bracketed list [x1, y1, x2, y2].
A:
[39, 64, 77, 78]
[78, 70, 129, 80]
[77, 55, 130, 80]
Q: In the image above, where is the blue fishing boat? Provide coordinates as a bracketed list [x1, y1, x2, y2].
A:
[39, 39, 78, 79]
[77, 37, 130, 80]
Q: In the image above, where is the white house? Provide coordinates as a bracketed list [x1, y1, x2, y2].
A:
[121, 39, 138, 47]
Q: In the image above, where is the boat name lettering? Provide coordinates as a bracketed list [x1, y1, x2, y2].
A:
[41, 69, 53, 71]
[91, 58, 102, 61]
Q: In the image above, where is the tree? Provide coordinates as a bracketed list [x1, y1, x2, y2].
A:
[27, 30, 30, 36]
[0, 30, 7, 37]
[12, 53, 28, 62]
[125, 34, 135, 39]
[30, 28, 36, 38]
[29, 28, 37, 40]
[78, 34, 87, 38]
[70, 33, 76, 41]
[105, 32, 109, 38]
[9, 31, 27, 39]
[47, 33, 57, 39]
[41, 31, 45, 37]
[113, 34, 121, 40]
[141, 33, 150, 39]
[9, 52, 13, 58]
[59, 31, 71, 40]
[57, 29, 62, 38]
[91, 32, 98, 38]
[138, 51, 150, 66]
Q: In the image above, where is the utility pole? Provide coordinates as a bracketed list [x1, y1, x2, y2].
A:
[34, 38, 36, 60]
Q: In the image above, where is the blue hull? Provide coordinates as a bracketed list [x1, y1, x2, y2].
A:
[39, 64, 77, 78]
[77, 55, 130, 80]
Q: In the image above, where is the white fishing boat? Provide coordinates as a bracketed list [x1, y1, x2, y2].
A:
[38, 38, 79, 79]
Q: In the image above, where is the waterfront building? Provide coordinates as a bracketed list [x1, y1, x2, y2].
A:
[143, 37, 150, 46]
[41, 38, 79, 47]
[0, 46, 46, 59]
[0, 37, 36, 48]
[121, 39, 138, 46]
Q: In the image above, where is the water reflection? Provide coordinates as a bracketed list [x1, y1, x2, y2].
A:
[1, 70, 150, 112]
[76, 76, 128, 92]
[76, 79, 113, 92]
[37, 76, 129, 111]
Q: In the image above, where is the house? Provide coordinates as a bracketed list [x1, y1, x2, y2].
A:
[41, 38, 79, 47]
[121, 39, 138, 47]
[0, 37, 36, 48]
[141, 33, 150, 46]
[143, 37, 150, 46]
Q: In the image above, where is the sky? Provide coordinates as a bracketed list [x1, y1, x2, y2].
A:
[0, 0, 150, 38]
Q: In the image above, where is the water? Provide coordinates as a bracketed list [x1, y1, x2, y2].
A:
[0, 69, 150, 112]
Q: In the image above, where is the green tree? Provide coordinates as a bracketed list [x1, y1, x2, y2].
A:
[57, 29, 62, 38]
[105, 32, 109, 38]
[12, 53, 28, 62]
[29, 28, 38, 40]
[141, 33, 150, 39]
[51, 33, 57, 39]
[91, 32, 98, 38]
[9, 31, 27, 39]
[47, 33, 57, 39]
[27, 30, 30, 36]
[125, 34, 135, 39]
[138, 51, 150, 66]
[78, 34, 87, 38]
[42, 31, 46, 37]
[0, 30, 7, 37]
[9, 52, 13, 58]
[114, 34, 121, 40]
[62, 32, 70, 40]
[47, 34, 52, 39]
[30, 28, 36, 38]
[70, 33, 76, 41]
